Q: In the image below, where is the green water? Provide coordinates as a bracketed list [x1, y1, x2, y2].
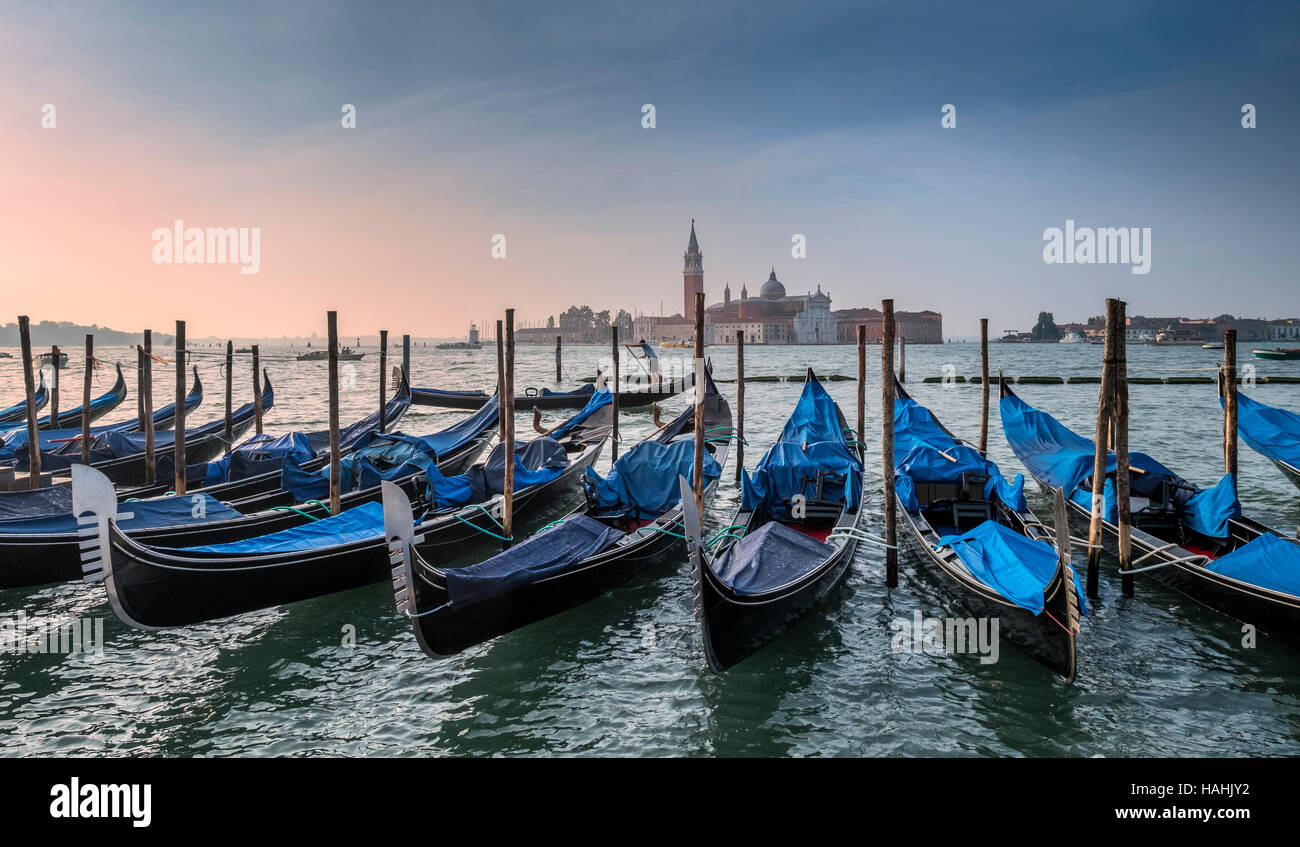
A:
[2, 341, 1299, 756]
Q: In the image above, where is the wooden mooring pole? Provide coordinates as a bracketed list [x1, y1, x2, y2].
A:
[979, 318, 990, 453]
[898, 335, 906, 383]
[379, 329, 389, 434]
[735, 330, 745, 484]
[555, 335, 563, 383]
[881, 299, 898, 587]
[173, 320, 187, 494]
[611, 325, 620, 461]
[502, 309, 516, 549]
[224, 340, 234, 443]
[692, 292, 706, 513]
[1223, 329, 1239, 495]
[1086, 299, 1118, 597]
[496, 320, 506, 446]
[252, 344, 263, 436]
[327, 312, 341, 515]
[1114, 300, 1133, 597]
[81, 335, 93, 465]
[856, 324, 866, 447]
[402, 333, 411, 383]
[49, 345, 60, 429]
[18, 316, 41, 488]
[143, 329, 155, 486]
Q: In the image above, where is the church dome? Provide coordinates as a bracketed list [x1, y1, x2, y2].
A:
[760, 269, 786, 300]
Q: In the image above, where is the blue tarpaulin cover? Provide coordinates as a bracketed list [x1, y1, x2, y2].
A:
[0, 486, 74, 522]
[0, 386, 201, 460]
[739, 378, 862, 521]
[182, 501, 386, 555]
[547, 389, 612, 439]
[444, 514, 624, 607]
[426, 438, 570, 510]
[0, 493, 241, 535]
[1232, 391, 1300, 470]
[584, 439, 720, 519]
[1204, 532, 1300, 597]
[712, 521, 833, 595]
[935, 520, 1087, 615]
[540, 383, 595, 398]
[1001, 392, 1239, 538]
[204, 432, 316, 485]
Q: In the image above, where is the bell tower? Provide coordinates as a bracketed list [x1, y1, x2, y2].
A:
[683, 219, 704, 321]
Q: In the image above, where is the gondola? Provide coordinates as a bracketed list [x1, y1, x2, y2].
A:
[680, 369, 864, 672]
[79, 393, 609, 628]
[388, 372, 731, 657]
[0, 363, 128, 432]
[0, 372, 48, 424]
[1, 389, 496, 591]
[1000, 379, 1300, 643]
[16, 369, 258, 485]
[891, 379, 1083, 681]
[0, 366, 204, 463]
[1231, 389, 1300, 493]
[412, 373, 695, 410]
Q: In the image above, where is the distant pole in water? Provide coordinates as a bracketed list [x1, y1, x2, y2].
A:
[17, 316, 41, 488]
[1222, 329, 1239, 497]
[898, 334, 906, 383]
[402, 334, 411, 383]
[735, 330, 745, 485]
[555, 335, 562, 383]
[856, 324, 866, 448]
[1086, 299, 1117, 597]
[979, 318, 990, 453]
[692, 292, 706, 512]
[81, 334, 93, 465]
[495, 320, 506, 447]
[49, 345, 60, 429]
[503, 309, 516, 549]
[224, 340, 233, 443]
[143, 329, 155, 486]
[611, 324, 620, 461]
[327, 312, 341, 516]
[173, 320, 187, 495]
[251, 344, 263, 436]
[1114, 299, 1133, 597]
[881, 299, 898, 587]
[136, 339, 145, 430]
[379, 329, 389, 434]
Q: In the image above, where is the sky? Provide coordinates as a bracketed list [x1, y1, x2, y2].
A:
[2, 0, 1297, 340]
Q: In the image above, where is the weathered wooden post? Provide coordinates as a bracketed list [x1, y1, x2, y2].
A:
[81, 335, 93, 465]
[1086, 299, 1118, 597]
[402, 333, 411, 383]
[136, 341, 146, 430]
[611, 324, 620, 461]
[49, 345, 60, 429]
[856, 324, 866, 447]
[502, 309, 516, 549]
[224, 340, 233, 443]
[379, 329, 389, 434]
[555, 335, 563, 383]
[1223, 329, 1239, 496]
[1114, 300, 1133, 597]
[735, 330, 745, 484]
[692, 292, 706, 512]
[17, 316, 41, 488]
[496, 320, 506, 446]
[174, 321, 187, 494]
[252, 344, 263, 436]
[881, 300, 898, 587]
[144, 329, 155, 486]
[898, 334, 906, 383]
[979, 318, 990, 453]
[327, 312, 341, 515]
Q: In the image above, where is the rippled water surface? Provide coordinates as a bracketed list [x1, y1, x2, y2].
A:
[2, 341, 1299, 756]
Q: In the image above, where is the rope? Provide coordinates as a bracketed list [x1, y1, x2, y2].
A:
[406, 601, 451, 619]
[1041, 607, 1075, 636]
[831, 527, 898, 549]
[272, 505, 326, 521]
[704, 524, 747, 549]
[452, 512, 512, 541]
[646, 523, 686, 540]
[537, 519, 567, 533]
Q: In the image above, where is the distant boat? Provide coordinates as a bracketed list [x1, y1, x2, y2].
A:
[1253, 348, 1300, 361]
[1059, 331, 1087, 344]
[1000, 330, 1025, 343]
[235, 347, 254, 354]
[1202, 343, 1224, 350]
[297, 346, 365, 362]
[0, 352, 12, 359]
[35, 351, 69, 368]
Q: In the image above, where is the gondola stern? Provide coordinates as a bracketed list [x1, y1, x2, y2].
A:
[382, 480, 419, 619]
